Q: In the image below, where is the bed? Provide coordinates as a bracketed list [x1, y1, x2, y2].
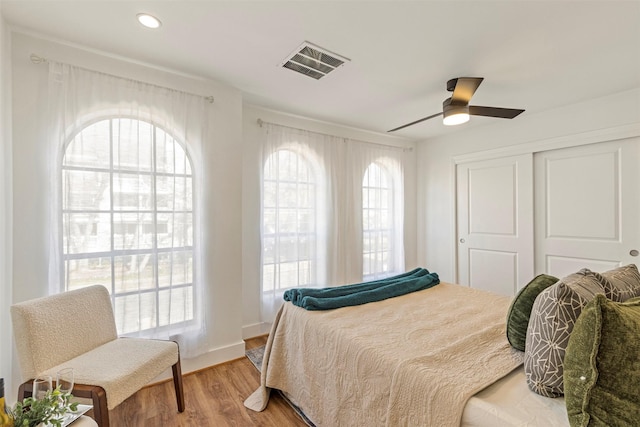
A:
[245, 280, 569, 426]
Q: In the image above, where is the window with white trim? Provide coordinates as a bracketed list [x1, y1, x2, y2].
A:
[262, 148, 319, 291]
[62, 118, 194, 334]
[362, 161, 393, 279]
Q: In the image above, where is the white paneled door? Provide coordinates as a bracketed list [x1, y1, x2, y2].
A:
[534, 138, 640, 278]
[457, 154, 534, 296]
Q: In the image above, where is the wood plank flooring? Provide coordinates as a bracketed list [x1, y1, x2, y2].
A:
[107, 336, 307, 426]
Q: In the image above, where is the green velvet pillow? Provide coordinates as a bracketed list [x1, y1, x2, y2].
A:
[506, 274, 558, 351]
[564, 295, 640, 426]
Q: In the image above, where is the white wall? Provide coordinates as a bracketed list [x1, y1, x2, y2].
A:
[0, 16, 14, 401]
[241, 105, 417, 337]
[9, 31, 245, 387]
[417, 88, 640, 284]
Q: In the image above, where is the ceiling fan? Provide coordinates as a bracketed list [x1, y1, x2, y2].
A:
[388, 77, 525, 132]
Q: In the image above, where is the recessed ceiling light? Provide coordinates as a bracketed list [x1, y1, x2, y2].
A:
[137, 13, 161, 29]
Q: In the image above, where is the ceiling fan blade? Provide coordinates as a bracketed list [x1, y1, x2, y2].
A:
[469, 105, 525, 119]
[387, 112, 443, 132]
[450, 77, 484, 104]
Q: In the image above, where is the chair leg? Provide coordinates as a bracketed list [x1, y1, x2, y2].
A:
[17, 380, 32, 401]
[172, 359, 185, 412]
[90, 387, 110, 427]
[68, 384, 110, 427]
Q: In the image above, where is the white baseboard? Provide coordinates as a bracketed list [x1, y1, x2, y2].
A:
[147, 323, 273, 387]
[242, 322, 272, 339]
[150, 340, 246, 384]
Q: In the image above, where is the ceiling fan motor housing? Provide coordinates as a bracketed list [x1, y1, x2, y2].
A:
[443, 97, 469, 116]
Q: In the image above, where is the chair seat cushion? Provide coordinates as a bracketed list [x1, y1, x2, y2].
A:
[43, 338, 178, 410]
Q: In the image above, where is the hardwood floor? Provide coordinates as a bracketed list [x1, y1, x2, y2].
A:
[107, 336, 307, 426]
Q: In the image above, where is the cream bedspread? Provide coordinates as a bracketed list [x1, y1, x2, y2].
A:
[245, 282, 524, 426]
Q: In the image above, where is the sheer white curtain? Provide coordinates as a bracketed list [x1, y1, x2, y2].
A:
[259, 123, 344, 321]
[46, 62, 208, 357]
[258, 123, 405, 322]
[345, 140, 405, 281]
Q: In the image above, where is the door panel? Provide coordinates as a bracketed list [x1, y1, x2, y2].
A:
[535, 138, 640, 278]
[469, 249, 517, 296]
[546, 256, 619, 278]
[457, 154, 534, 296]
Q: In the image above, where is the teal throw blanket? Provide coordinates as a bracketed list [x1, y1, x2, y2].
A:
[283, 267, 425, 305]
[283, 268, 440, 311]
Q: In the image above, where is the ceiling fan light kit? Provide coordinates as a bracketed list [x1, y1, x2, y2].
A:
[389, 77, 525, 132]
[442, 98, 470, 126]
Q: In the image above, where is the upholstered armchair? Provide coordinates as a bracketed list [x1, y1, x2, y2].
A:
[11, 285, 185, 427]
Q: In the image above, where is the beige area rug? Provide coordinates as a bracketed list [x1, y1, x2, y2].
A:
[246, 346, 316, 427]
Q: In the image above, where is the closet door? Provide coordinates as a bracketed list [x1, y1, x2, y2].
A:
[534, 138, 640, 277]
[457, 154, 534, 296]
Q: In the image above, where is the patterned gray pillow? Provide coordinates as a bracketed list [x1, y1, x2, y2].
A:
[524, 269, 606, 397]
[590, 264, 640, 302]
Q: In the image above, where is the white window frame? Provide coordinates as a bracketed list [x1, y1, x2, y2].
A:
[262, 148, 320, 292]
[362, 161, 394, 279]
[61, 117, 195, 335]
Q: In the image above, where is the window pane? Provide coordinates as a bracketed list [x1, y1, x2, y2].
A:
[158, 251, 193, 287]
[114, 292, 157, 334]
[262, 263, 276, 292]
[156, 175, 193, 211]
[298, 210, 314, 233]
[298, 183, 312, 207]
[363, 209, 374, 231]
[379, 189, 390, 209]
[63, 120, 111, 169]
[63, 213, 111, 254]
[380, 209, 389, 228]
[263, 208, 276, 234]
[278, 183, 299, 208]
[279, 237, 299, 263]
[297, 260, 311, 285]
[279, 262, 299, 288]
[263, 236, 276, 264]
[113, 213, 154, 250]
[156, 128, 190, 175]
[158, 286, 193, 326]
[113, 173, 153, 210]
[114, 254, 156, 293]
[278, 151, 296, 182]
[65, 257, 112, 291]
[278, 209, 298, 233]
[363, 233, 373, 253]
[157, 213, 193, 249]
[263, 182, 277, 208]
[113, 119, 153, 172]
[63, 170, 111, 210]
[363, 255, 372, 277]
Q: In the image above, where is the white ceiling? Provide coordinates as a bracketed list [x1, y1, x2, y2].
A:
[2, 1, 639, 141]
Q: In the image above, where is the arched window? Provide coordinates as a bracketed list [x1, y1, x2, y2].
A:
[262, 148, 319, 291]
[362, 161, 395, 279]
[62, 118, 194, 334]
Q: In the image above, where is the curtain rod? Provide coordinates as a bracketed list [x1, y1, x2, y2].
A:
[30, 54, 215, 104]
[256, 118, 413, 152]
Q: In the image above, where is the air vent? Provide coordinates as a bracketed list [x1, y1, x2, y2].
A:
[280, 41, 350, 80]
